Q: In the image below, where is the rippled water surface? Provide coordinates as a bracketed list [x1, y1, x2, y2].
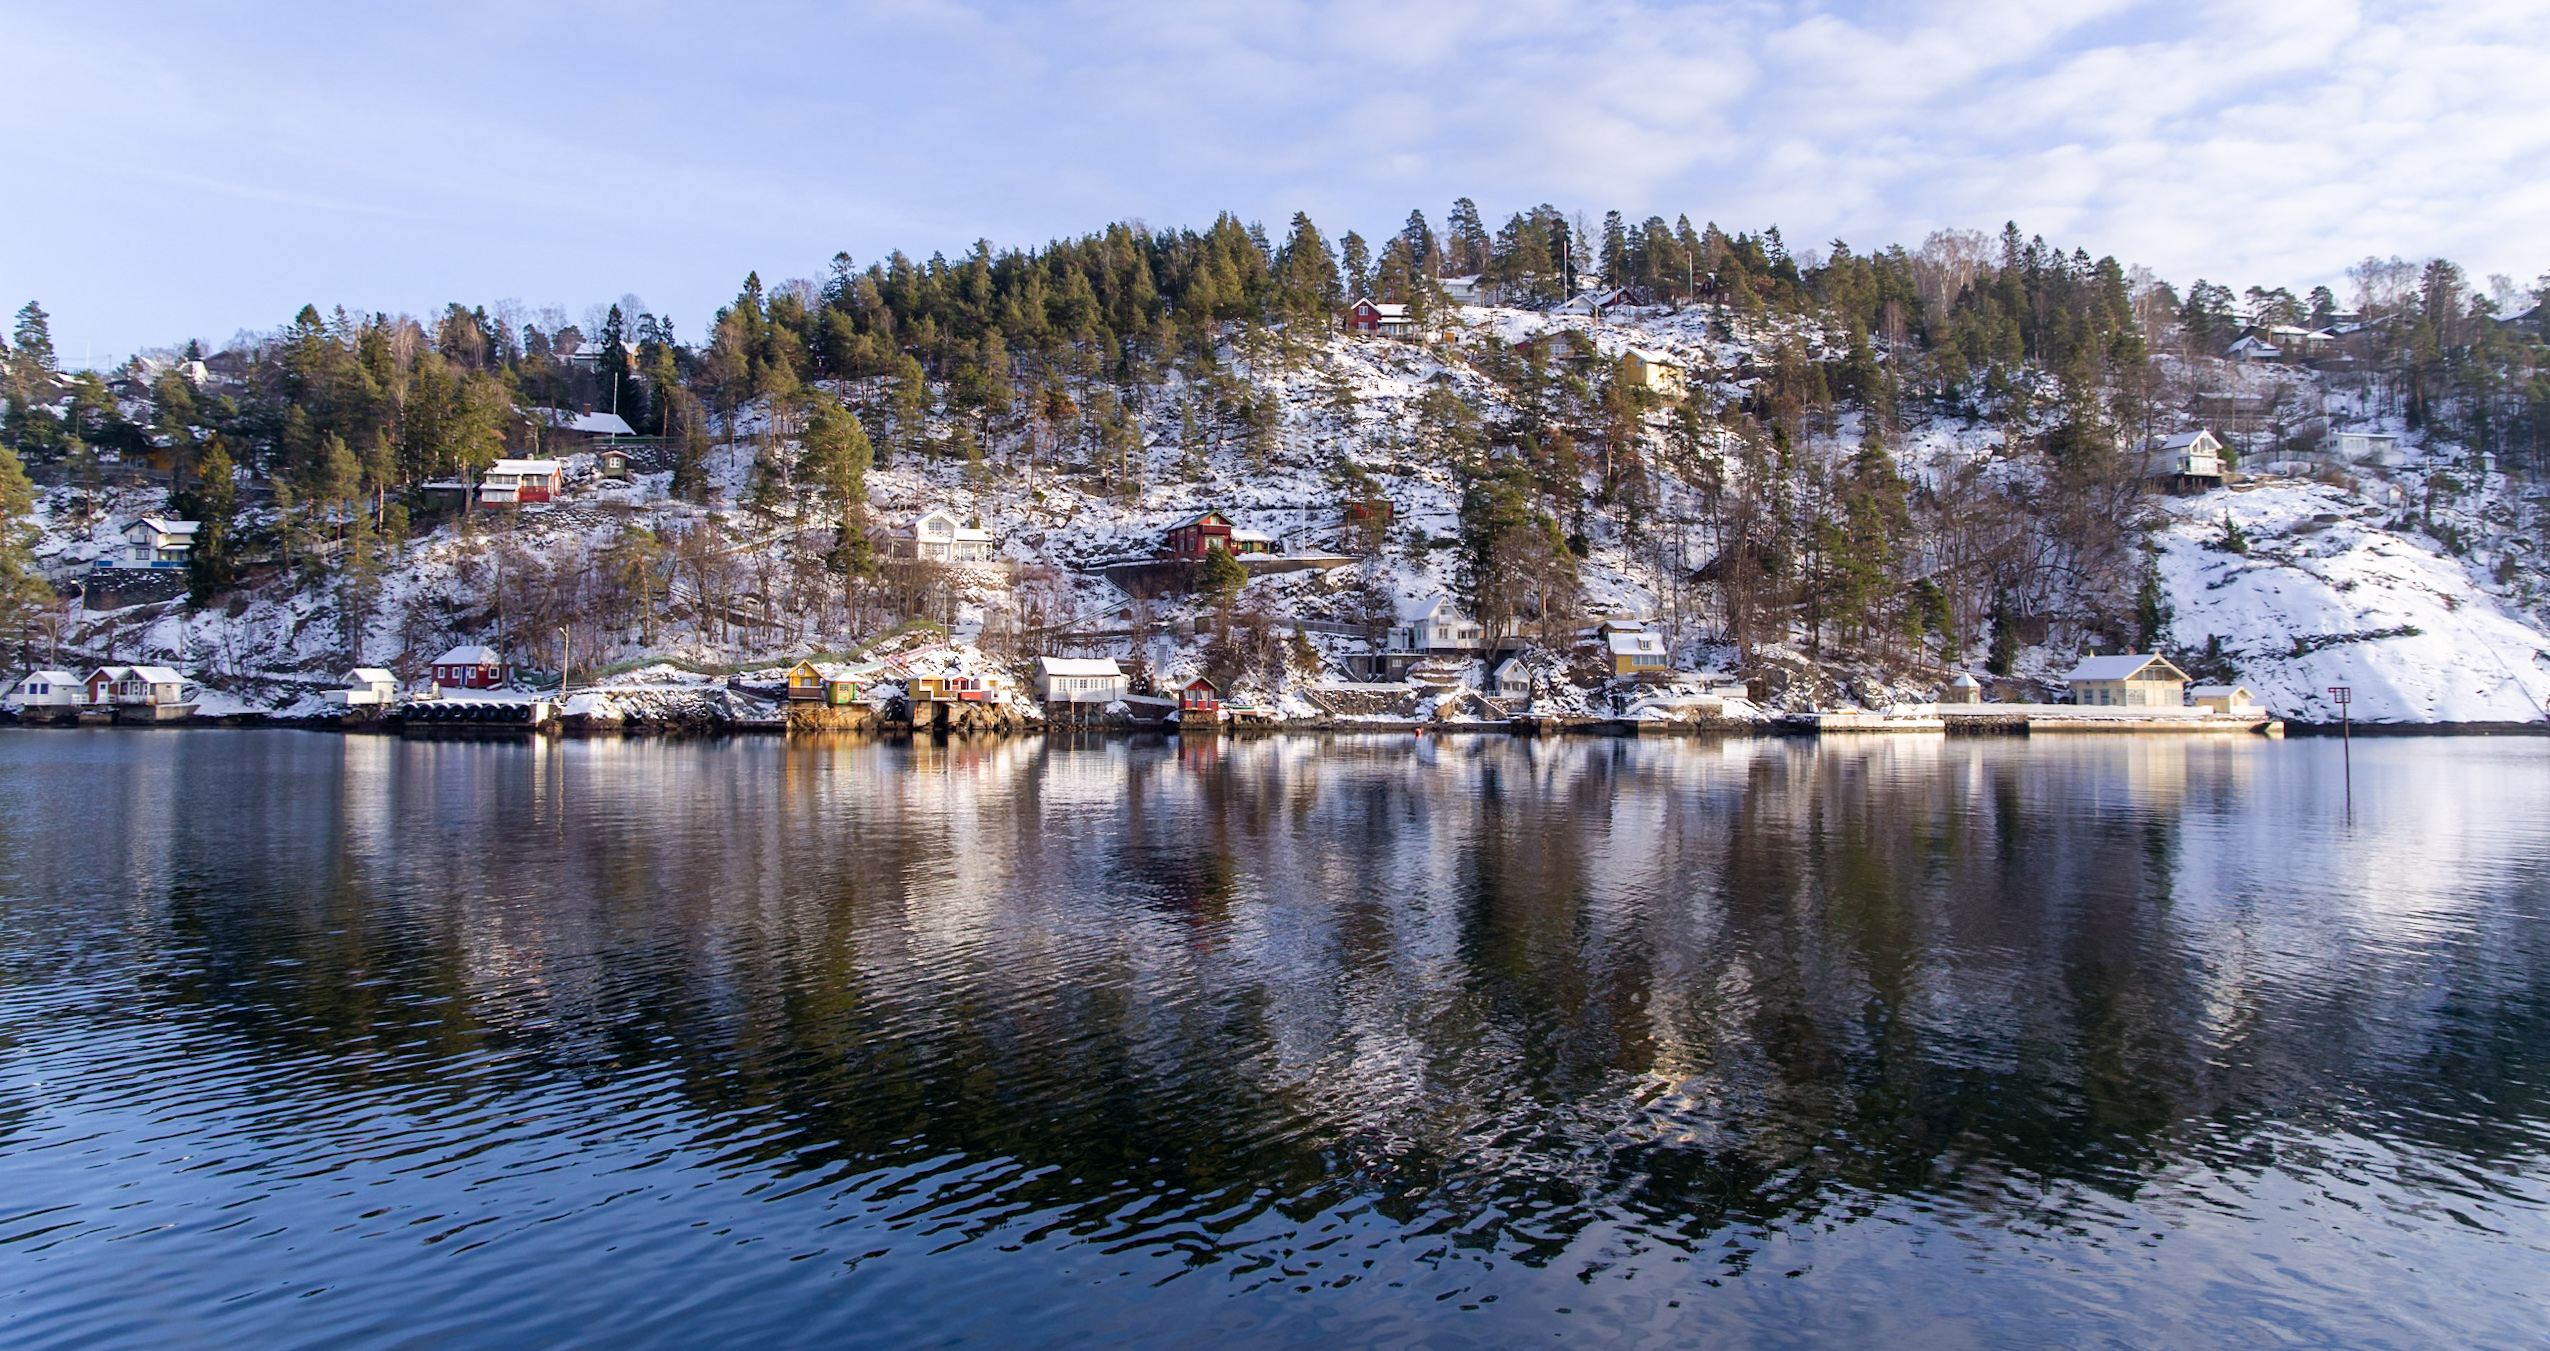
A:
[2, 729, 2547, 1348]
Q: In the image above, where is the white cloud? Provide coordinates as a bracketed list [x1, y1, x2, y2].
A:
[2, 0, 2544, 359]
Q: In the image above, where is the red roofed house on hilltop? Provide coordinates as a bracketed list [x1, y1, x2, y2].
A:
[1346, 298, 1414, 337]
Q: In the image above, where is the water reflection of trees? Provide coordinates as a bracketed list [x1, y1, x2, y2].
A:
[34, 731, 2550, 1269]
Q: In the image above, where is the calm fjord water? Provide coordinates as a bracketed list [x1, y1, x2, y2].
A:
[1, 730, 2545, 1349]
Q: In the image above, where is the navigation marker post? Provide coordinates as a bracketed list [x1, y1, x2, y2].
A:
[2329, 686, 2352, 813]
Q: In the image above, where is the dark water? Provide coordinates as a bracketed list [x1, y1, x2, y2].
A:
[2, 730, 2546, 1349]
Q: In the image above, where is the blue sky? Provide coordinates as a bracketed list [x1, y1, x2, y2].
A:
[5, 1, 2545, 363]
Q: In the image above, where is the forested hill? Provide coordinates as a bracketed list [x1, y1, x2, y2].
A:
[4, 202, 2549, 722]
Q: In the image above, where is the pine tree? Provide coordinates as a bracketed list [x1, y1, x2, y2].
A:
[177, 437, 241, 604]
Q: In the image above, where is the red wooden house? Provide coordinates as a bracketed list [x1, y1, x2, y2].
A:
[1179, 676, 1220, 720]
[431, 644, 509, 689]
[1346, 299, 1413, 336]
[1163, 511, 1235, 558]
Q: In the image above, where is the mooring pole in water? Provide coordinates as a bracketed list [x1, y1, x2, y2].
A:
[2329, 685, 2352, 814]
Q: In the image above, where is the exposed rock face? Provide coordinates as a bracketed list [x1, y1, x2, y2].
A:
[784, 703, 885, 734]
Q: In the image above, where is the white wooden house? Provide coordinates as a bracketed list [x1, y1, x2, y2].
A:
[1491, 656, 1535, 700]
[1391, 597, 1486, 653]
[326, 668, 400, 707]
[84, 665, 193, 715]
[117, 516, 198, 569]
[6, 669, 78, 710]
[2142, 430, 2225, 489]
[1035, 657, 1127, 705]
[888, 507, 996, 564]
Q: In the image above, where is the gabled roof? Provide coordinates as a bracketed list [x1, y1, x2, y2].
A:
[1183, 675, 1218, 691]
[2066, 653, 2187, 682]
[1173, 510, 1232, 529]
[1038, 657, 1124, 677]
[348, 667, 396, 684]
[1606, 631, 1665, 656]
[1400, 595, 1468, 624]
[16, 669, 75, 684]
[1228, 528, 1277, 543]
[2189, 684, 2252, 697]
[487, 458, 561, 477]
[2156, 430, 2219, 450]
[125, 666, 185, 684]
[533, 409, 636, 436]
[1352, 298, 1411, 318]
[129, 515, 200, 537]
[434, 645, 504, 666]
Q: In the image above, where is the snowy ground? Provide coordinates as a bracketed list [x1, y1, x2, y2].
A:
[2158, 480, 2550, 723]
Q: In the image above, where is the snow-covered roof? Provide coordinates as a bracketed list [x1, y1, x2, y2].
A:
[2189, 684, 2252, 698]
[1606, 631, 1665, 656]
[901, 507, 994, 542]
[125, 666, 185, 684]
[128, 516, 199, 537]
[348, 668, 396, 684]
[2067, 654, 2184, 682]
[1037, 657, 1124, 678]
[1948, 673, 1981, 688]
[1228, 528, 1276, 543]
[13, 669, 74, 686]
[434, 645, 503, 666]
[533, 409, 636, 436]
[1400, 595, 1467, 624]
[2155, 430, 2218, 451]
[486, 459, 560, 477]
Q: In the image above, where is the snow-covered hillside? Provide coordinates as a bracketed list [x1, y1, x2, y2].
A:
[2157, 482, 2550, 724]
[18, 302, 2550, 727]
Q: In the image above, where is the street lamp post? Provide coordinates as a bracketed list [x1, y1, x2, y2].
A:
[559, 625, 571, 696]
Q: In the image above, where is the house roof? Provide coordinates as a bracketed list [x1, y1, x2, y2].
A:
[1038, 657, 1124, 678]
[2189, 684, 2253, 698]
[434, 645, 504, 666]
[2157, 430, 2218, 450]
[1173, 511, 1232, 529]
[1228, 528, 1276, 543]
[1183, 676, 1218, 691]
[130, 515, 200, 537]
[348, 668, 396, 684]
[2067, 653, 2187, 682]
[1606, 631, 1665, 656]
[533, 409, 636, 436]
[85, 665, 135, 680]
[1400, 595, 1470, 624]
[486, 459, 561, 477]
[14, 669, 75, 686]
[125, 666, 185, 684]
[1948, 673, 1981, 688]
[1354, 300, 1410, 318]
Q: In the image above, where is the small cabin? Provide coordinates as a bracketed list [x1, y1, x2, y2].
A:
[1163, 511, 1235, 559]
[2066, 653, 2190, 708]
[823, 673, 874, 706]
[1179, 677, 1220, 720]
[598, 447, 632, 479]
[1346, 298, 1415, 337]
[479, 459, 563, 505]
[2143, 430, 2225, 491]
[1490, 656, 1535, 701]
[1621, 348, 1686, 400]
[7, 669, 78, 708]
[118, 516, 199, 569]
[1036, 657, 1127, 705]
[2331, 431, 2401, 465]
[785, 661, 826, 702]
[431, 645, 508, 690]
[326, 667, 400, 707]
[1606, 627, 1669, 676]
[1942, 673, 1983, 705]
[2189, 683, 2259, 714]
